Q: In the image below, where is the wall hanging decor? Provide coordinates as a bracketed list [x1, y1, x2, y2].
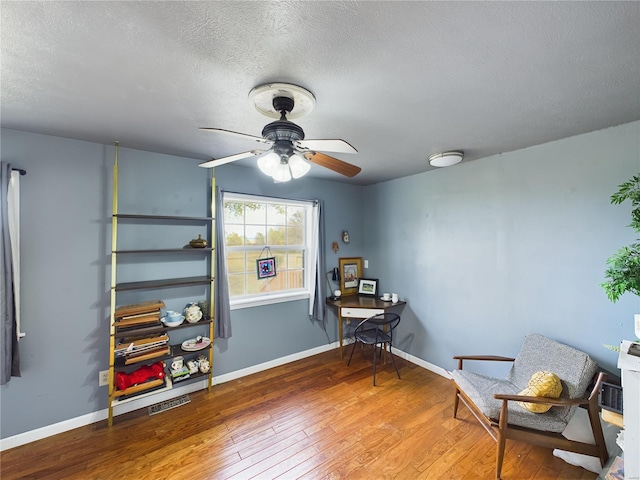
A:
[256, 246, 277, 279]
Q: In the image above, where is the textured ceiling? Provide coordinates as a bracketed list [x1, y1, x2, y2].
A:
[1, 1, 639, 185]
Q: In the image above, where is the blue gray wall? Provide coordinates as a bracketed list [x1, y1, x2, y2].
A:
[1, 121, 639, 440]
[0, 128, 362, 439]
[363, 121, 640, 377]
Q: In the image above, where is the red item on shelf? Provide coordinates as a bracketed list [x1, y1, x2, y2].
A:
[115, 361, 165, 390]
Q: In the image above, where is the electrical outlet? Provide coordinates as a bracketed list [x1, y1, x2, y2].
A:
[99, 370, 110, 387]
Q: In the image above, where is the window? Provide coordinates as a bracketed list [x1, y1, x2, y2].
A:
[223, 193, 315, 309]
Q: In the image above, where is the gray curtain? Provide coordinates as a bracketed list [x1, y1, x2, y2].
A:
[1, 162, 20, 384]
[309, 200, 326, 324]
[214, 187, 232, 339]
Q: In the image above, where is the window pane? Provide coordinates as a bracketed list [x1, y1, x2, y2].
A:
[225, 225, 245, 247]
[268, 274, 288, 292]
[269, 249, 287, 269]
[228, 274, 245, 297]
[267, 226, 286, 246]
[287, 250, 303, 269]
[245, 203, 266, 224]
[246, 250, 263, 275]
[227, 251, 245, 274]
[246, 225, 266, 246]
[287, 227, 304, 245]
[288, 206, 305, 226]
[287, 270, 304, 289]
[267, 204, 286, 225]
[247, 274, 266, 295]
[224, 202, 245, 224]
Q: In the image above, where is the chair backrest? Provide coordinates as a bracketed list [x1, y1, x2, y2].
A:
[355, 312, 401, 343]
[507, 334, 598, 421]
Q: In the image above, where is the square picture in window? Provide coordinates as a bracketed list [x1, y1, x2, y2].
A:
[257, 257, 277, 279]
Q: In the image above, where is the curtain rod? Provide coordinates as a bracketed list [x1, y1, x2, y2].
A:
[12, 168, 26, 176]
[221, 189, 318, 205]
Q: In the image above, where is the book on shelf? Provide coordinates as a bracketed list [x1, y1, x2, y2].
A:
[114, 311, 161, 327]
[117, 333, 169, 346]
[124, 346, 171, 365]
[115, 323, 165, 336]
[114, 300, 165, 318]
[115, 335, 170, 357]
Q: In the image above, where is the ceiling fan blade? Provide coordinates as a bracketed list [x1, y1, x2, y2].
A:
[199, 150, 265, 168]
[303, 151, 361, 178]
[295, 139, 358, 154]
[200, 128, 273, 146]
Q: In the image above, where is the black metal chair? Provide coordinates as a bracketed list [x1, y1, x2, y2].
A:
[347, 312, 401, 386]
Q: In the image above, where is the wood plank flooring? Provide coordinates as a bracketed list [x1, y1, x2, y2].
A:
[1, 349, 598, 479]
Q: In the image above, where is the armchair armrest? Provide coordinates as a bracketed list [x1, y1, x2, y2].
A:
[453, 355, 515, 370]
[493, 393, 588, 408]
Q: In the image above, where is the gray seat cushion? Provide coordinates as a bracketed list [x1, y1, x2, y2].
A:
[451, 369, 569, 432]
[452, 333, 598, 433]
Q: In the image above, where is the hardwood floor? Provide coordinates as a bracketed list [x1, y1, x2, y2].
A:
[1, 349, 598, 479]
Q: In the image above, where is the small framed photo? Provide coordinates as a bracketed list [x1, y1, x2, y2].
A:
[339, 257, 363, 296]
[358, 278, 379, 296]
[256, 257, 276, 279]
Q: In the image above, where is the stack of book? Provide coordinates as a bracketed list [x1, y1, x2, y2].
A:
[114, 300, 170, 365]
[115, 333, 170, 364]
[114, 300, 165, 331]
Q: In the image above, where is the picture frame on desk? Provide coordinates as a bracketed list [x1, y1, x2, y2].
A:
[339, 257, 363, 296]
[358, 278, 378, 296]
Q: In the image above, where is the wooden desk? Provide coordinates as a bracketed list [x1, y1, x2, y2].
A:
[326, 296, 407, 359]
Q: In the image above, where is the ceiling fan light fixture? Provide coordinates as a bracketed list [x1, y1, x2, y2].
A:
[428, 151, 464, 167]
[272, 162, 292, 183]
[257, 152, 280, 176]
[288, 153, 311, 179]
[200, 83, 360, 179]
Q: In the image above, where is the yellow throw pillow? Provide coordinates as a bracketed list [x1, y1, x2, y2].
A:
[517, 371, 563, 413]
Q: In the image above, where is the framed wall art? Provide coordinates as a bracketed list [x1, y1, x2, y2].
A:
[256, 257, 276, 279]
[338, 257, 363, 296]
[357, 278, 379, 296]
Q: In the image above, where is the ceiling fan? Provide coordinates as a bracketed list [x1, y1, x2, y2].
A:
[198, 83, 361, 182]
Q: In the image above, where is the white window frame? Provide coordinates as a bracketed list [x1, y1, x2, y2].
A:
[223, 192, 316, 310]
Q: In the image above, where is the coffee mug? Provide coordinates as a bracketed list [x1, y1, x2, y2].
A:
[171, 356, 184, 371]
[392, 293, 399, 303]
[382, 292, 391, 301]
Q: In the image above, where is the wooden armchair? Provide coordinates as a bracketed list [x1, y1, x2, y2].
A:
[451, 333, 608, 479]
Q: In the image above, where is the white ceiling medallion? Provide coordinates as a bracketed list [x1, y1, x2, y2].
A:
[428, 151, 464, 167]
[249, 83, 316, 120]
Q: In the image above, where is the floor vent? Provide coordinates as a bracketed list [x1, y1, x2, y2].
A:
[148, 394, 190, 416]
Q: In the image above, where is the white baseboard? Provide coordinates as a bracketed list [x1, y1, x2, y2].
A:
[391, 346, 452, 379]
[211, 341, 340, 385]
[0, 342, 446, 451]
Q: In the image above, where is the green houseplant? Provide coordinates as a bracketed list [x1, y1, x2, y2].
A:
[601, 173, 640, 303]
